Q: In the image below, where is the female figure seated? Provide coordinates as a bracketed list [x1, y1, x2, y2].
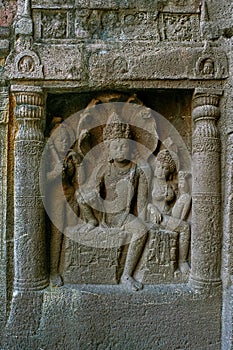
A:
[148, 150, 191, 274]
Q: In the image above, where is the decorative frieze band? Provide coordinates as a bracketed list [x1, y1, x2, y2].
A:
[192, 137, 221, 153]
[31, 0, 201, 42]
[14, 196, 45, 208]
[192, 193, 221, 205]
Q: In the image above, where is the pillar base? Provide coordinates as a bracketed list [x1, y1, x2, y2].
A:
[14, 277, 49, 292]
[5, 290, 45, 336]
[189, 275, 222, 290]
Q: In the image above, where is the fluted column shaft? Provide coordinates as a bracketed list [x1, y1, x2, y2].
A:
[190, 91, 222, 288]
[12, 85, 48, 291]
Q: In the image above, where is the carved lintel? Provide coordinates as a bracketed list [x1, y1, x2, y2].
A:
[190, 91, 222, 289]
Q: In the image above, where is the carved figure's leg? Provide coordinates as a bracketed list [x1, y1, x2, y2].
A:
[49, 197, 64, 287]
[121, 218, 148, 291]
[79, 202, 98, 226]
[50, 224, 63, 287]
[177, 221, 190, 274]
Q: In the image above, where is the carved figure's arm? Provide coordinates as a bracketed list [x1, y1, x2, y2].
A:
[147, 203, 162, 224]
[137, 168, 148, 221]
[47, 161, 64, 182]
[172, 194, 191, 221]
[179, 195, 192, 221]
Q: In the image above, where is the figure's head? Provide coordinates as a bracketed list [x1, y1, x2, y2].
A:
[50, 118, 73, 156]
[53, 126, 70, 155]
[108, 138, 130, 162]
[103, 111, 131, 162]
[202, 58, 214, 75]
[154, 150, 176, 180]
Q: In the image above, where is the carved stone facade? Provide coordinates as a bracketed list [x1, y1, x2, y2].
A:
[0, 0, 232, 349]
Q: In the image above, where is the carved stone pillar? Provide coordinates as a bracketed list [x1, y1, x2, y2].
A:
[190, 89, 222, 289]
[5, 86, 48, 338]
[0, 86, 9, 330]
[12, 85, 48, 291]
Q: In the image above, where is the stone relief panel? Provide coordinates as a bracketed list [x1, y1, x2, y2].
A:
[31, 0, 201, 43]
[193, 48, 228, 79]
[33, 9, 160, 41]
[159, 13, 200, 42]
[42, 12, 68, 39]
[33, 10, 75, 40]
[41, 92, 192, 290]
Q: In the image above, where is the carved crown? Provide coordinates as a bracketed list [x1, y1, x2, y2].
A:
[103, 111, 131, 141]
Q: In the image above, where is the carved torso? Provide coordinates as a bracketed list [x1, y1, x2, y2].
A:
[99, 162, 138, 226]
[151, 178, 176, 214]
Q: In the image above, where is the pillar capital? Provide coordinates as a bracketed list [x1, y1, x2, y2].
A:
[11, 86, 45, 142]
[192, 90, 222, 123]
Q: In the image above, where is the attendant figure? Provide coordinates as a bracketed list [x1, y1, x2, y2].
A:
[148, 150, 191, 274]
[47, 118, 77, 286]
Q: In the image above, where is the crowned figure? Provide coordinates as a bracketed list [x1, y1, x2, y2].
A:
[66, 111, 150, 290]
